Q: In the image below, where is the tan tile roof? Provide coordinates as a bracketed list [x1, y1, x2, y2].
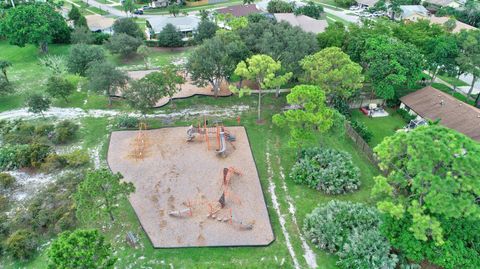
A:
[400, 86, 480, 141]
[428, 16, 478, 33]
[273, 13, 328, 34]
[85, 14, 115, 31]
[216, 4, 261, 17]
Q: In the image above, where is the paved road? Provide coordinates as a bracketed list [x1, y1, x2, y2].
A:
[324, 7, 360, 24]
[459, 73, 479, 95]
[83, 0, 126, 17]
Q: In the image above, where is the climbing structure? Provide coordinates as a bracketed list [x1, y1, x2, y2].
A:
[130, 122, 148, 160]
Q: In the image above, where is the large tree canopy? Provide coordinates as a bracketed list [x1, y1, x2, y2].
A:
[0, 3, 70, 53]
[373, 125, 480, 245]
[300, 47, 364, 100]
[361, 35, 424, 99]
[238, 20, 318, 77]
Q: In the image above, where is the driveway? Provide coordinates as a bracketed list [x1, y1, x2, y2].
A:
[323, 7, 360, 24]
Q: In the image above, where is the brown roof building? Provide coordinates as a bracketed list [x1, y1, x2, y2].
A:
[400, 86, 480, 142]
[216, 4, 261, 17]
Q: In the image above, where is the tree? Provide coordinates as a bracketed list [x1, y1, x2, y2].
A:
[232, 54, 292, 122]
[267, 0, 295, 13]
[71, 27, 95, 44]
[1, 3, 70, 53]
[46, 76, 75, 102]
[67, 44, 106, 76]
[195, 19, 218, 43]
[137, 45, 152, 69]
[0, 76, 13, 95]
[122, 0, 135, 16]
[75, 169, 134, 222]
[300, 47, 364, 100]
[26, 94, 51, 118]
[361, 35, 424, 99]
[157, 24, 183, 48]
[86, 61, 128, 106]
[238, 19, 318, 78]
[373, 125, 480, 246]
[294, 1, 324, 19]
[317, 22, 347, 49]
[0, 60, 12, 83]
[168, 4, 180, 17]
[273, 85, 335, 148]
[425, 34, 459, 83]
[455, 30, 480, 98]
[47, 229, 116, 269]
[187, 32, 249, 97]
[105, 33, 142, 58]
[75, 15, 88, 29]
[112, 18, 144, 39]
[124, 80, 163, 115]
[243, 0, 255, 4]
[68, 5, 82, 22]
[155, 64, 185, 105]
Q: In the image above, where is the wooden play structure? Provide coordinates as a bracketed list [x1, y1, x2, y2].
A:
[186, 117, 236, 157]
[130, 122, 148, 160]
[168, 167, 254, 230]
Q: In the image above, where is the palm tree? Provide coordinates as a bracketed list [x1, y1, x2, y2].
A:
[0, 60, 12, 83]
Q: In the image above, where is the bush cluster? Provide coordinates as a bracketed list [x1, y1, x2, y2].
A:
[349, 119, 373, 143]
[290, 147, 360, 194]
[40, 150, 90, 173]
[397, 108, 416, 122]
[0, 143, 51, 171]
[115, 115, 139, 129]
[0, 120, 79, 145]
[52, 120, 79, 144]
[304, 200, 397, 269]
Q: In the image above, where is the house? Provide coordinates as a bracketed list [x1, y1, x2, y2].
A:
[146, 16, 200, 40]
[400, 86, 480, 142]
[85, 14, 116, 34]
[395, 5, 429, 21]
[152, 0, 169, 7]
[273, 13, 328, 34]
[216, 4, 261, 17]
[256, 0, 305, 12]
[427, 16, 477, 33]
[356, 0, 379, 8]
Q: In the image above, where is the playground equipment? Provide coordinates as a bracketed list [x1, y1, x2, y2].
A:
[167, 167, 254, 230]
[186, 118, 235, 157]
[131, 122, 148, 160]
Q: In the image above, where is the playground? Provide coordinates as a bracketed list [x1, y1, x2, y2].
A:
[107, 125, 274, 248]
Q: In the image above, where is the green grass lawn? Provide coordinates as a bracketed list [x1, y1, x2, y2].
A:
[2, 94, 378, 269]
[431, 82, 476, 106]
[140, 0, 243, 14]
[350, 108, 407, 147]
[437, 74, 469, 87]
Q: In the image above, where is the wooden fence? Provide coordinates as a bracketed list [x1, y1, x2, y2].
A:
[345, 122, 379, 166]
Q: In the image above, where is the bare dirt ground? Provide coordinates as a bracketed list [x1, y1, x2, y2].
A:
[126, 70, 232, 107]
[107, 126, 274, 248]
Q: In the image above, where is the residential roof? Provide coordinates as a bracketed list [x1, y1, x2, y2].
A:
[146, 16, 200, 33]
[85, 14, 115, 31]
[216, 4, 261, 17]
[428, 16, 478, 33]
[424, 0, 454, 7]
[256, 0, 305, 12]
[400, 86, 480, 142]
[273, 13, 328, 34]
[356, 0, 379, 7]
[399, 5, 429, 18]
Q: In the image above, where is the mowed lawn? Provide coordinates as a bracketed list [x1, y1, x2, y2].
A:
[351, 108, 407, 147]
[3, 94, 379, 269]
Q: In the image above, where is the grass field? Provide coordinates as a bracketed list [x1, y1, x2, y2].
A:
[437, 74, 469, 87]
[0, 39, 379, 269]
[351, 108, 406, 147]
[1, 93, 379, 269]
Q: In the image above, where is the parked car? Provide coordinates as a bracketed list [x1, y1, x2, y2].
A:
[142, 5, 151, 10]
[133, 9, 144, 15]
[349, 5, 360, 10]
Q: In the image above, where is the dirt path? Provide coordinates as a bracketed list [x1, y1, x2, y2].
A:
[0, 105, 250, 121]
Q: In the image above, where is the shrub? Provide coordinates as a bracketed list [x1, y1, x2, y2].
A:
[304, 200, 380, 252]
[115, 115, 139, 129]
[290, 148, 360, 194]
[5, 229, 37, 260]
[40, 150, 89, 172]
[0, 194, 8, 211]
[52, 120, 79, 144]
[105, 33, 142, 58]
[157, 23, 183, 48]
[0, 143, 51, 171]
[0, 172, 16, 190]
[267, 0, 295, 13]
[40, 154, 67, 173]
[397, 108, 416, 123]
[349, 120, 373, 143]
[92, 32, 110, 45]
[337, 229, 398, 269]
[63, 150, 90, 168]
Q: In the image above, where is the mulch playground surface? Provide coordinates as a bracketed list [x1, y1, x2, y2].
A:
[107, 126, 274, 248]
